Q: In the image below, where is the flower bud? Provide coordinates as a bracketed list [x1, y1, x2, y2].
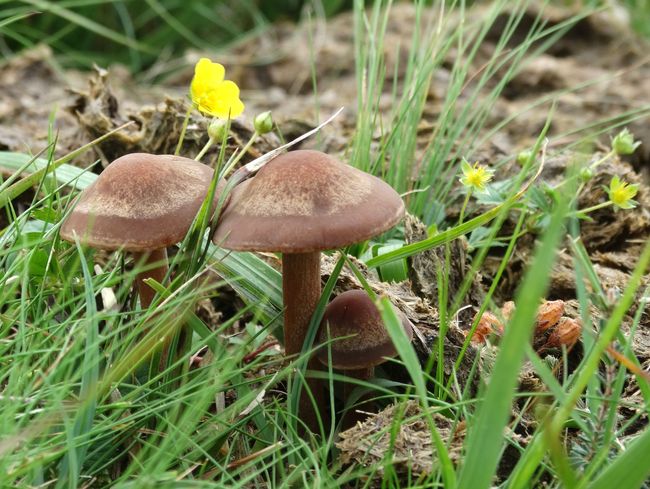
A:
[611, 128, 640, 155]
[208, 119, 228, 141]
[579, 167, 593, 182]
[254, 111, 273, 134]
[516, 149, 534, 166]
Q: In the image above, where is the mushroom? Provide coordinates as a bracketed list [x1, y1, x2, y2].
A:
[212, 150, 404, 428]
[61, 153, 223, 308]
[316, 289, 414, 426]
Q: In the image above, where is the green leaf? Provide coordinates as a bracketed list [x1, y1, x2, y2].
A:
[374, 243, 408, 282]
[0, 151, 97, 191]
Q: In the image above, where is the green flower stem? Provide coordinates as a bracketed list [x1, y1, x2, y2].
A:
[590, 149, 615, 170]
[458, 189, 473, 225]
[174, 105, 193, 156]
[194, 136, 216, 162]
[571, 150, 614, 203]
[572, 200, 612, 216]
[219, 131, 259, 179]
[553, 149, 614, 193]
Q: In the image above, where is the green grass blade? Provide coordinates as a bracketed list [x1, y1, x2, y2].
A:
[0, 10, 39, 29]
[57, 242, 99, 486]
[546, 240, 650, 471]
[0, 151, 97, 191]
[21, 0, 155, 54]
[0, 122, 133, 207]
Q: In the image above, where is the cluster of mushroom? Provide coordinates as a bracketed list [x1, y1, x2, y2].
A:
[61, 149, 410, 431]
[213, 150, 410, 429]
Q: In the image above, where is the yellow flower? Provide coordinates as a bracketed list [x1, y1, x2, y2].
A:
[459, 159, 494, 192]
[607, 176, 639, 210]
[190, 58, 244, 119]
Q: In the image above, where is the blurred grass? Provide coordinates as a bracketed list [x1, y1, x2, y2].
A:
[0, 0, 352, 74]
[624, 0, 650, 37]
[2, 1, 647, 78]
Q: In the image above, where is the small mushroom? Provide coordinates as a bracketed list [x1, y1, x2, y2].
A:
[316, 290, 414, 426]
[61, 153, 222, 308]
[213, 150, 404, 429]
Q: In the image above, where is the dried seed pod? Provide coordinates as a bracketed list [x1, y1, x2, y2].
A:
[544, 317, 582, 350]
[469, 311, 503, 344]
[535, 300, 565, 333]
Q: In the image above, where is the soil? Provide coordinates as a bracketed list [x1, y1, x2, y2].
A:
[1, 2, 649, 485]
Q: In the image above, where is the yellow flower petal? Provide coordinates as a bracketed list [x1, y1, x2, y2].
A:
[190, 58, 225, 104]
[189, 58, 244, 119]
[197, 80, 245, 119]
[608, 176, 638, 210]
[197, 58, 225, 79]
[459, 161, 494, 192]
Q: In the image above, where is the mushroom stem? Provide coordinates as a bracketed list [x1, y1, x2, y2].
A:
[282, 252, 321, 355]
[341, 367, 375, 429]
[341, 367, 374, 399]
[282, 252, 324, 432]
[133, 248, 169, 309]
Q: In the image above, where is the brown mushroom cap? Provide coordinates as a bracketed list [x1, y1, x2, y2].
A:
[316, 290, 414, 370]
[213, 150, 405, 253]
[61, 153, 221, 251]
